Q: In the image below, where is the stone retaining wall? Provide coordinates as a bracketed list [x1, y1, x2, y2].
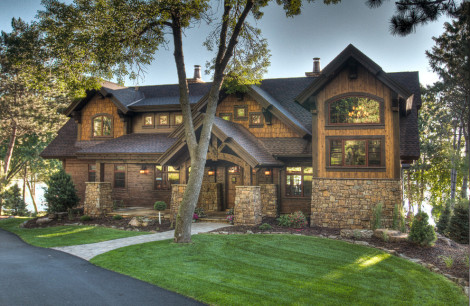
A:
[311, 178, 402, 229]
[84, 182, 113, 217]
[260, 184, 278, 218]
[234, 186, 261, 226]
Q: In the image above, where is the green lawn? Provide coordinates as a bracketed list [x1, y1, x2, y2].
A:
[92, 234, 467, 305]
[0, 218, 149, 248]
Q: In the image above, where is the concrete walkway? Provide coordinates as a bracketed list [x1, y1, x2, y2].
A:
[52, 222, 228, 261]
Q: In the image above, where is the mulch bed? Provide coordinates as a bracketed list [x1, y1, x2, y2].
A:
[212, 217, 469, 282]
[23, 215, 173, 233]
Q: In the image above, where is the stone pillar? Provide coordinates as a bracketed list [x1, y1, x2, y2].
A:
[170, 184, 187, 223]
[310, 178, 402, 229]
[197, 183, 222, 212]
[234, 186, 261, 226]
[260, 184, 278, 218]
[84, 182, 113, 217]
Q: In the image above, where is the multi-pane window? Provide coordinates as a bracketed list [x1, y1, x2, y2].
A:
[155, 166, 180, 190]
[329, 138, 383, 167]
[329, 96, 381, 125]
[88, 164, 96, 182]
[220, 113, 232, 121]
[286, 167, 313, 197]
[157, 113, 169, 127]
[174, 114, 183, 125]
[114, 165, 126, 188]
[234, 105, 248, 120]
[249, 112, 263, 127]
[92, 115, 112, 137]
[144, 114, 154, 126]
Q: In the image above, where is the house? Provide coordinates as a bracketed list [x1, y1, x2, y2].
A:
[41, 45, 420, 229]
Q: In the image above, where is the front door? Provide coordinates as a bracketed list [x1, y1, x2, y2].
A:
[226, 166, 242, 209]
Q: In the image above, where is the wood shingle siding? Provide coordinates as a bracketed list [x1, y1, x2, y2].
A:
[80, 97, 125, 141]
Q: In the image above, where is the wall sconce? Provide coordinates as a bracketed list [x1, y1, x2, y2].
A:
[140, 165, 149, 174]
[208, 169, 215, 176]
[264, 169, 272, 176]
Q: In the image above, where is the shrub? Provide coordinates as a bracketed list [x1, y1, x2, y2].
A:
[436, 200, 452, 235]
[439, 255, 454, 268]
[154, 201, 167, 211]
[392, 204, 405, 231]
[447, 200, 469, 244]
[259, 223, 272, 231]
[2, 184, 28, 216]
[80, 215, 92, 222]
[194, 207, 206, 217]
[277, 211, 307, 228]
[44, 169, 80, 213]
[226, 215, 234, 224]
[408, 211, 437, 246]
[113, 214, 123, 220]
[371, 202, 383, 230]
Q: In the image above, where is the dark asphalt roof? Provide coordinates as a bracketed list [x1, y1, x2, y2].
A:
[40, 119, 82, 158]
[259, 138, 311, 156]
[77, 133, 176, 154]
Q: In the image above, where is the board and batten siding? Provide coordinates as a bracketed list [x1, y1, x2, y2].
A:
[314, 65, 400, 179]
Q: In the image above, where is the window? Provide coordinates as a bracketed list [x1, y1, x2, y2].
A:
[157, 113, 169, 127]
[143, 114, 154, 127]
[329, 96, 381, 125]
[328, 138, 383, 168]
[174, 114, 183, 125]
[234, 105, 248, 120]
[220, 113, 232, 121]
[155, 166, 180, 190]
[92, 115, 112, 137]
[114, 165, 126, 188]
[88, 164, 96, 182]
[249, 112, 263, 127]
[228, 166, 240, 173]
[286, 167, 313, 197]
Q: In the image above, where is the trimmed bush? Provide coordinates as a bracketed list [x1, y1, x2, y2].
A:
[277, 211, 307, 228]
[2, 184, 28, 216]
[113, 214, 123, 220]
[44, 169, 80, 213]
[259, 223, 272, 231]
[436, 200, 451, 235]
[408, 211, 436, 246]
[448, 200, 469, 244]
[80, 215, 92, 222]
[154, 201, 167, 211]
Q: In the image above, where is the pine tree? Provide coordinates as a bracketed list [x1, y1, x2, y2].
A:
[436, 200, 452, 235]
[448, 200, 469, 244]
[2, 183, 28, 216]
[44, 169, 79, 213]
[408, 211, 437, 246]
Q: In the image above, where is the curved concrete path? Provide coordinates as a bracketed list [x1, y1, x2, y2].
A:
[52, 222, 228, 261]
[0, 229, 203, 306]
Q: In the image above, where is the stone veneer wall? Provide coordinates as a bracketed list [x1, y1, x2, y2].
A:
[260, 184, 278, 218]
[84, 182, 113, 217]
[197, 183, 222, 212]
[234, 186, 261, 226]
[311, 178, 402, 229]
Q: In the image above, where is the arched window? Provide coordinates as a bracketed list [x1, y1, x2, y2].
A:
[92, 114, 112, 137]
[329, 96, 381, 125]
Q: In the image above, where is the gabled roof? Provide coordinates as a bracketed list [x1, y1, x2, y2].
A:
[296, 44, 413, 104]
[40, 119, 83, 158]
[159, 116, 283, 167]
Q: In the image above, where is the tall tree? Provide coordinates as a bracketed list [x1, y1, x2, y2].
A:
[40, 0, 340, 242]
[0, 19, 70, 214]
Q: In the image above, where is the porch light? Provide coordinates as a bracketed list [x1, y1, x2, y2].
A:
[208, 169, 215, 176]
[140, 165, 149, 174]
[264, 169, 272, 176]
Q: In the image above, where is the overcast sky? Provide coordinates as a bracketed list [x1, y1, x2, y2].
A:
[0, 0, 451, 86]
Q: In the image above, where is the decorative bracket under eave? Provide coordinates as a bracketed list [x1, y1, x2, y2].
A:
[262, 106, 273, 125]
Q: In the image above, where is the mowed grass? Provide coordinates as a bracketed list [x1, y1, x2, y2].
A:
[0, 218, 149, 248]
[91, 234, 467, 305]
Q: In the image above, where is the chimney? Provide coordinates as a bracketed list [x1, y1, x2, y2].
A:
[305, 57, 321, 77]
[188, 65, 204, 83]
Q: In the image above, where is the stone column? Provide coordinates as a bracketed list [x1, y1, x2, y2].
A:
[170, 184, 187, 223]
[260, 184, 278, 218]
[234, 186, 261, 225]
[197, 183, 222, 212]
[84, 182, 113, 217]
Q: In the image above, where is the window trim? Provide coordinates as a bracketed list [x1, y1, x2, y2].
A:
[325, 93, 385, 128]
[114, 164, 126, 189]
[285, 166, 313, 198]
[155, 165, 180, 190]
[326, 136, 386, 171]
[142, 113, 155, 128]
[234, 105, 248, 121]
[91, 113, 113, 138]
[172, 113, 183, 126]
[157, 113, 170, 128]
[249, 112, 264, 127]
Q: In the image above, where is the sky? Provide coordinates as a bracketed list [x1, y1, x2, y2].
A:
[0, 0, 452, 87]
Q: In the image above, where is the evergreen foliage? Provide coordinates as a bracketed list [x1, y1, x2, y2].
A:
[154, 201, 167, 211]
[448, 200, 469, 244]
[436, 200, 452, 235]
[2, 184, 28, 216]
[44, 169, 79, 213]
[372, 202, 383, 230]
[408, 212, 437, 246]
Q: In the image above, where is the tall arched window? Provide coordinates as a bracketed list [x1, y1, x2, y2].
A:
[329, 96, 381, 125]
[92, 114, 112, 137]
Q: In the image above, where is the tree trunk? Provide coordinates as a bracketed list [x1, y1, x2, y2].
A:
[450, 125, 461, 202]
[3, 119, 17, 178]
[26, 179, 38, 214]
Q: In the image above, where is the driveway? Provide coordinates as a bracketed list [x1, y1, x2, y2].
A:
[0, 229, 203, 306]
